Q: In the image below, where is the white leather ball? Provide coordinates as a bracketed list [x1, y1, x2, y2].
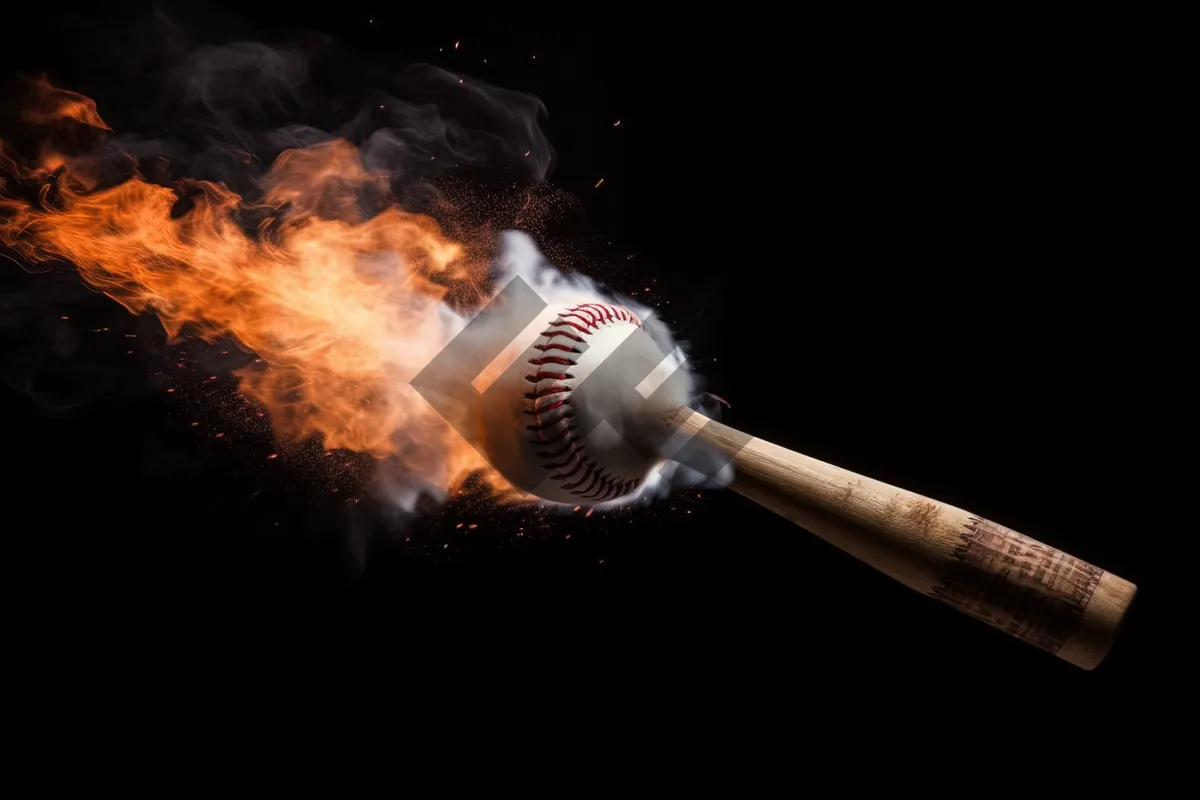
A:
[480, 302, 689, 506]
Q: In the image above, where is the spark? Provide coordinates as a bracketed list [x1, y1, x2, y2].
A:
[456, 523, 463, 529]
[3, 80, 610, 510]
[594, 178, 605, 188]
[267, 453, 278, 460]
[585, 509, 594, 517]
[459, 79, 463, 85]
[60, 315, 69, 320]
[468, 523, 478, 529]
[573, 506, 581, 512]
[613, 120, 621, 127]
[454, 41, 460, 49]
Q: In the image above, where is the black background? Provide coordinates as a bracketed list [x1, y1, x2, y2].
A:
[0, 2, 1167, 722]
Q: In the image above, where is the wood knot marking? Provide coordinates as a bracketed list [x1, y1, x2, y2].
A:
[929, 517, 1103, 654]
[882, 495, 901, 522]
[902, 499, 941, 533]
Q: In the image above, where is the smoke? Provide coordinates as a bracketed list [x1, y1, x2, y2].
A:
[0, 5, 711, 521]
[430, 229, 715, 510]
[70, 35, 553, 201]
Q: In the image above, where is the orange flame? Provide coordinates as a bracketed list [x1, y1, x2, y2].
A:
[19, 75, 112, 131]
[0, 77, 518, 501]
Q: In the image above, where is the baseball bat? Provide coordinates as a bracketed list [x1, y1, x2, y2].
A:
[664, 407, 1137, 670]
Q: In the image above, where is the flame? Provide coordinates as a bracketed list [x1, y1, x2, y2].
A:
[0, 76, 520, 501]
[19, 75, 112, 131]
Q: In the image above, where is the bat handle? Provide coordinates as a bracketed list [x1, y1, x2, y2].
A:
[665, 408, 1138, 670]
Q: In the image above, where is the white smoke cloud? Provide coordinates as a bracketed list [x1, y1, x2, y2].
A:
[471, 230, 712, 510]
[1, 7, 721, 524]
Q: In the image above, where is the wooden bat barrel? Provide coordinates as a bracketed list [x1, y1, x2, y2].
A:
[663, 408, 1137, 670]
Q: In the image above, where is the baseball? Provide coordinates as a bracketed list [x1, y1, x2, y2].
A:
[480, 302, 691, 506]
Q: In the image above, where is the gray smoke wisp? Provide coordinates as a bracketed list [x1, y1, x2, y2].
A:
[89, 40, 554, 204]
[0, 5, 717, 528]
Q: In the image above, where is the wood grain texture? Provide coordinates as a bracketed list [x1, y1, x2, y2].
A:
[664, 408, 1137, 669]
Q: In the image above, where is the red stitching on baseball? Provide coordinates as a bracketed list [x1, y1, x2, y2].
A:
[560, 313, 597, 330]
[541, 328, 585, 342]
[534, 343, 579, 354]
[547, 320, 591, 335]
[525, 370, 573, 382]
[543, 446, 584, 470]
[528, 356, 575, 367]
[529, 425, 576, 444]
[524, 384, 570, 399]
[525, 399, 568, 414]
[534, 440, 577, 458]
[524, 304, 647, 501]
